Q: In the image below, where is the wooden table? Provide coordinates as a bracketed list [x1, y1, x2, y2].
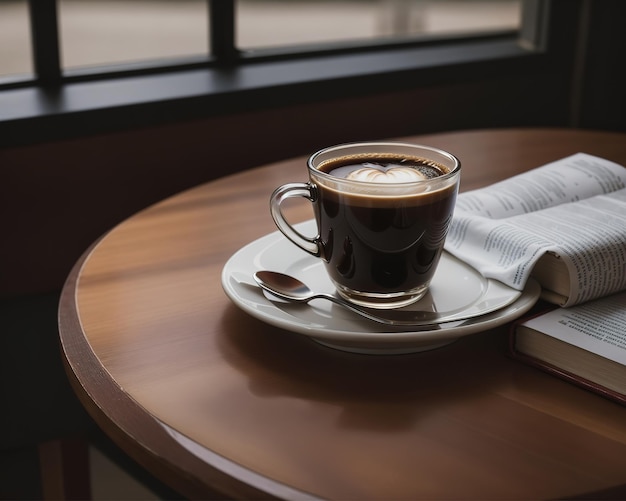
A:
[59, 128, 626, 500]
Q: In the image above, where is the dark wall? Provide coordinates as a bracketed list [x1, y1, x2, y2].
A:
[573, 0, 626, 132]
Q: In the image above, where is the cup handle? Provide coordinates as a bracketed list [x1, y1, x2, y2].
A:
[270, 183, 322, 257]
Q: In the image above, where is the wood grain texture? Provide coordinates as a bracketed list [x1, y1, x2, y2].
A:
[59, 128, 626, 499]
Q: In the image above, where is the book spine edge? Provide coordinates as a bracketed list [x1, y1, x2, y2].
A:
[508, 315, 626, 407]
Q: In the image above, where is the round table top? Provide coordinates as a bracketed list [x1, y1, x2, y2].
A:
[59, 128, 626, 500]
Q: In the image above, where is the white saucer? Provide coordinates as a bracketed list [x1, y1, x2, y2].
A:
[222, 220, 541, 354]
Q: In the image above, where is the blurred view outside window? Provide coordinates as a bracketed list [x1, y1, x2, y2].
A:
[58, 0, 209, 70]
[238, 0, 522, 50]
[0, 0, 521, 78]
[0, 0, 32, 77]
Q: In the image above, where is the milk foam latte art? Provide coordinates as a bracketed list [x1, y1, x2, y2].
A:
[270, 143, 461, 309]
[315, 152, 450, 198]
[347, 165, 428, 183]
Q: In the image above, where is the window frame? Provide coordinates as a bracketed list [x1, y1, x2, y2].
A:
[0, 0, 573, 148]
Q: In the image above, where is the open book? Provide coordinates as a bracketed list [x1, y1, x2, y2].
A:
[510, 291, 626, 405]
[444, 153, 626, 307]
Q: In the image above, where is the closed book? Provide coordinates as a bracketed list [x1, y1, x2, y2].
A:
[509, 292, 626, 405]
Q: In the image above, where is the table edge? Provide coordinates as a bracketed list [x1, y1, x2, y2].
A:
[57, 240, 320, 500]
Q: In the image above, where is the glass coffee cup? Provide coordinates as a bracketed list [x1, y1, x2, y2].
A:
[270, 142, 461, 309]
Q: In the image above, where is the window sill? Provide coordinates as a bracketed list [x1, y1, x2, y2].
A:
[0, 36, 537, 148]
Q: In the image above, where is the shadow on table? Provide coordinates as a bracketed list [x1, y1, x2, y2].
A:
[217, 302, 510, 432]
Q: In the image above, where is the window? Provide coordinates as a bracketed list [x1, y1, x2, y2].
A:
[0, 0, 32, 78]
[58, 0, 209, 70]
[5, 1, 604, 147]
[236, 1, 522, 50]
[1, 0, 522, 83]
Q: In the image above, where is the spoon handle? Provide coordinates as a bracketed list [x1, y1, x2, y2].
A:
[314, 293, 397, 325]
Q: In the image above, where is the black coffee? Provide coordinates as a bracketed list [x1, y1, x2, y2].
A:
[313, 153, 456, 296]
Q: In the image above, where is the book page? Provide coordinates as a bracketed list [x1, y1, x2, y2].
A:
[454, 153, 626, 218]
[445, 153, 626, 306]
[521, 292, 626, 365]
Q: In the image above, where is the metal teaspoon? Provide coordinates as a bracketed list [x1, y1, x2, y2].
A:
[253, 270, 446, 327]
